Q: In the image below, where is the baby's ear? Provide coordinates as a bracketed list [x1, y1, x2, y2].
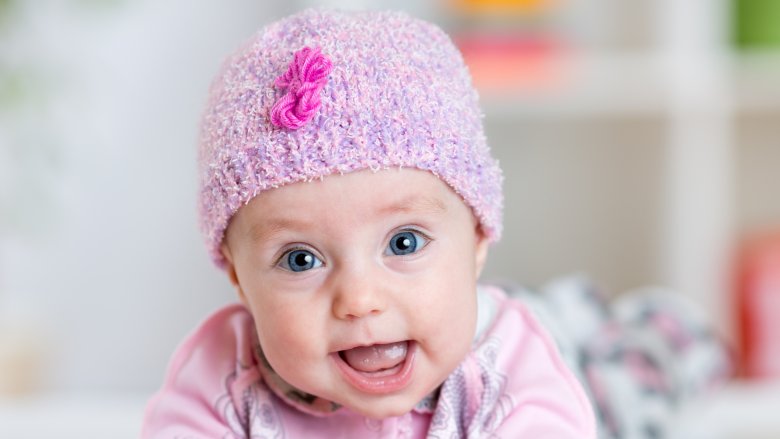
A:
[220, 243, 249, 306]
[220, 243, 239, 286]
[474, 225, 489, 278]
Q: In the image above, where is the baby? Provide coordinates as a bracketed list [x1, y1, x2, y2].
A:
[142, 9, 595, 438]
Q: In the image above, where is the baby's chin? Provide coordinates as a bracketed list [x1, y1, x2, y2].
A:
[331, 378, 446, 419]
[339, 395, 424, 420]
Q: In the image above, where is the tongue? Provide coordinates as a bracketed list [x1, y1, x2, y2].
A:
[342, 341, 408, 373]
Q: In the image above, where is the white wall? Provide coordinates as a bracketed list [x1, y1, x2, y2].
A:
[1, 0, 297, 393]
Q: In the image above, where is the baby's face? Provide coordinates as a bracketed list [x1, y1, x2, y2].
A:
[221, 168, 489, 419]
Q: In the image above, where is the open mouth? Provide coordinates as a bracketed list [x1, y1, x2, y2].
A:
[332, 340, 415, 394]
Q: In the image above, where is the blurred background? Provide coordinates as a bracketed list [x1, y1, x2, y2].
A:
[1, 0, 779, 437]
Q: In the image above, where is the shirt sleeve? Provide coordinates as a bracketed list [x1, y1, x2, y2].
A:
[141, 304, 258, 439]
[485, 288, 598, 438]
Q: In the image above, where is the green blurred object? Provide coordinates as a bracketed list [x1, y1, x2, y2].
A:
[734, 0, 780, 48]
[0, 0, 14, 30]
[0, 70, 27, 108]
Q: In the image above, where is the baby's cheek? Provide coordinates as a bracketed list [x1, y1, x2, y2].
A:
[255, 307, 314, 356]
[254, 314, 329, 392]
[255, 321, 301, 374]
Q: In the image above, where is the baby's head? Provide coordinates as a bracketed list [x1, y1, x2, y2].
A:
[198, 9, 503, 418]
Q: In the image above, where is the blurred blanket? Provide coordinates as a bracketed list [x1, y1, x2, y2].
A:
[505, 275, 733, 439]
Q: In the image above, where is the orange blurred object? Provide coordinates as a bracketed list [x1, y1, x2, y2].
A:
[455, 33, 567, 94]
[736, 229, 780, 379]
[451, 0, 557, 15]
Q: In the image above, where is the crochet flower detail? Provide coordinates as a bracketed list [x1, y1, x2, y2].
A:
[270, 46, 333, 130]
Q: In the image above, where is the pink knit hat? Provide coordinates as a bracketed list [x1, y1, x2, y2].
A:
[199, 9, 503, 267]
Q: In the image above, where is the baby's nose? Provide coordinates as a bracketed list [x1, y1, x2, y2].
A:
[331, 267, 388, 320]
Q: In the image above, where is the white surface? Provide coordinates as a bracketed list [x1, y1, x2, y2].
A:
[0, 383, 778, 438]
[672, 380, 780, 439]
[0, 393, 148, 439]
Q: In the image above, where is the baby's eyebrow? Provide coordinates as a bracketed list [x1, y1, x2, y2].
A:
[376, 195, 448, 218]
[247, 217, 314, 243]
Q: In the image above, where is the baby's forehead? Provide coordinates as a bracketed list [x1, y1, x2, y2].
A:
[254, 168, 454, 208]
[228, 168, 474, 239]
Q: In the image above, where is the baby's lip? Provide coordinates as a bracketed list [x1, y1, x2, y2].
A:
[330, 341, 416, 394]
[331, 339, 407, 353]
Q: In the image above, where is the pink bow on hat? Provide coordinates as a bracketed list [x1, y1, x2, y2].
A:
[270, 46, 333, 129]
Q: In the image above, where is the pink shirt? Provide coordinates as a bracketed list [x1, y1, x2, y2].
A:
[142, 285, 596, 438]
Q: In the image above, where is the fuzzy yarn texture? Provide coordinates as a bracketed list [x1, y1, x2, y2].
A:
[198, 9, 504, 268]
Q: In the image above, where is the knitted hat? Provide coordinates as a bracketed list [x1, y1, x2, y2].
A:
[199, 9, 503, 268]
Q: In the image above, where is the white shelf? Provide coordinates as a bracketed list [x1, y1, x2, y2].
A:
[733, 51, 780, 113]
[479, 47, 780, 343]
[480, 51, 671, 117]
[481, 50, 780, 118]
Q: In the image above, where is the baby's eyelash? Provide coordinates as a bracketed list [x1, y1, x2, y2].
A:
[398, 227, 433, 241]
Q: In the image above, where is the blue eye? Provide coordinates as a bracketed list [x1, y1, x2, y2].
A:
[386, 230, 428, 256]
[280, 249, 322, 272]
